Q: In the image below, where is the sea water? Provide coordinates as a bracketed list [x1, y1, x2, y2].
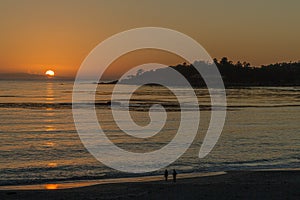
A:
[0, 80, 299, 185]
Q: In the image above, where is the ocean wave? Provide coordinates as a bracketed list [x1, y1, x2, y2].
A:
[0, 102, 299, 110]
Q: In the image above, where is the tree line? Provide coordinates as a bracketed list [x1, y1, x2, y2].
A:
[122, 57, 300, 87]
[213, 57, 300, 86]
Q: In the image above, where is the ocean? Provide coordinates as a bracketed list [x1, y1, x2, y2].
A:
[0, 80, 299, 186]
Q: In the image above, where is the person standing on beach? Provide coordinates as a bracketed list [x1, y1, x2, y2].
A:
[164, 169, 168, 181]
[172, 169, 177, 183]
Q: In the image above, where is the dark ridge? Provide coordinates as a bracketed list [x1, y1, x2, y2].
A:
[0, 73, 74, 81]
[120, 58, 300, 87]
[98, 80, 118, 84]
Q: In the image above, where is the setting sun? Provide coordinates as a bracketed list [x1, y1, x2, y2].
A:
[45, 70, 55, 77]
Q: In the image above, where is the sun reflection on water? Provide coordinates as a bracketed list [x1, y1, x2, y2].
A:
[45, 184, 58, 190]
[47, 162, 58, 167]
[46, 82, 54, 102]
[45, 125, 56, 132]
[44, 142, 55, 147]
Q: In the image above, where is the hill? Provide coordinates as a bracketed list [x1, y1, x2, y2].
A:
[0, 73, 73, 81]
[120, 58, 300, 87]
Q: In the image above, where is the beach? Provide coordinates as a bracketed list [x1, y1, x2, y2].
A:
[1, 1, 300, 199]
[1, 170, 299, 200]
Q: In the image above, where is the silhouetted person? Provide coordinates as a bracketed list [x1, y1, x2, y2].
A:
[164, 169, 168, 181]
[172, 169, 177, 183]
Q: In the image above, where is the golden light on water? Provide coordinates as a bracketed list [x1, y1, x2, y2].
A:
[45, 184, 58, 190]
[44, 142, 55, 147]
[47, 162, 57, 167]
[45, 125, 55, 132]
[45, 70, 55, 77]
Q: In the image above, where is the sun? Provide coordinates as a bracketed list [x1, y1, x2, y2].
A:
[45, 70, 55, 77]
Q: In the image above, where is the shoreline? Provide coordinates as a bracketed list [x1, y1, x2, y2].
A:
[0, 171, 226, 190]
[0, 169, 299, 200]
[1, 168, 298, 191]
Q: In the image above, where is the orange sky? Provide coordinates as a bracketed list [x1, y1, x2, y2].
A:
[0, 0, 299, 78]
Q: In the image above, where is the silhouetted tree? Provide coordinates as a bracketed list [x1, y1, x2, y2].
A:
[121, 58, 300, 87]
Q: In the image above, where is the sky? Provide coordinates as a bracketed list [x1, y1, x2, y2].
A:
[0, 0, 299, 78]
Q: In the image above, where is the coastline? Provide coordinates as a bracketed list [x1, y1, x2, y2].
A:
[0, 171, 226, 190]
[0, 169, 299, 200]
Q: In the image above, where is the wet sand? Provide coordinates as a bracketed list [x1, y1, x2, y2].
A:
[0, 170, 299, 200]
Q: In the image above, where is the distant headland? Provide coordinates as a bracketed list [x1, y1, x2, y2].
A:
[0, 73, 74, 81]
[120, 57, 300, 87]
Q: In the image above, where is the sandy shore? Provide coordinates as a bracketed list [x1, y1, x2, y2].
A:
[0, 170, 299, 200]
